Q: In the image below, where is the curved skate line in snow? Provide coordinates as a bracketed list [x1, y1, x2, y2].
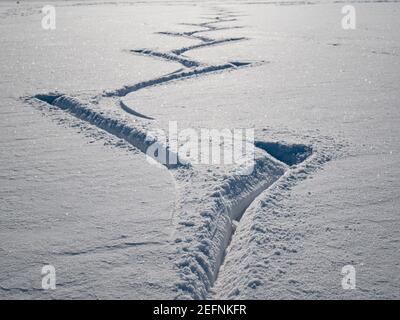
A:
[120, 99, 155, 120]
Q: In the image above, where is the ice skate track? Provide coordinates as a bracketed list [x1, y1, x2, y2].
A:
[120, 99, 155, 120]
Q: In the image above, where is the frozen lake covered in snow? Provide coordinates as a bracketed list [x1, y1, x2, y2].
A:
[0, 0, 399, 299]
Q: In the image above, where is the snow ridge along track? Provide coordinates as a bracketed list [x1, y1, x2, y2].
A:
[27, 7, 333, 299]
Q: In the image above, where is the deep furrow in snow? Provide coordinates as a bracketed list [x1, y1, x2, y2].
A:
[211, 141, 338, 299]
[173, 143, 315, 299]
[173, 159, 287, 298]
[209, 144, 313, 290]
[255, 141, 313, 166]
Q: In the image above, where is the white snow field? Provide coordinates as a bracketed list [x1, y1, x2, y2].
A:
[0, 0, 399, 299]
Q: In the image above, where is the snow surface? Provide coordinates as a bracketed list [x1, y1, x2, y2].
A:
[0, 0, 399, 299]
